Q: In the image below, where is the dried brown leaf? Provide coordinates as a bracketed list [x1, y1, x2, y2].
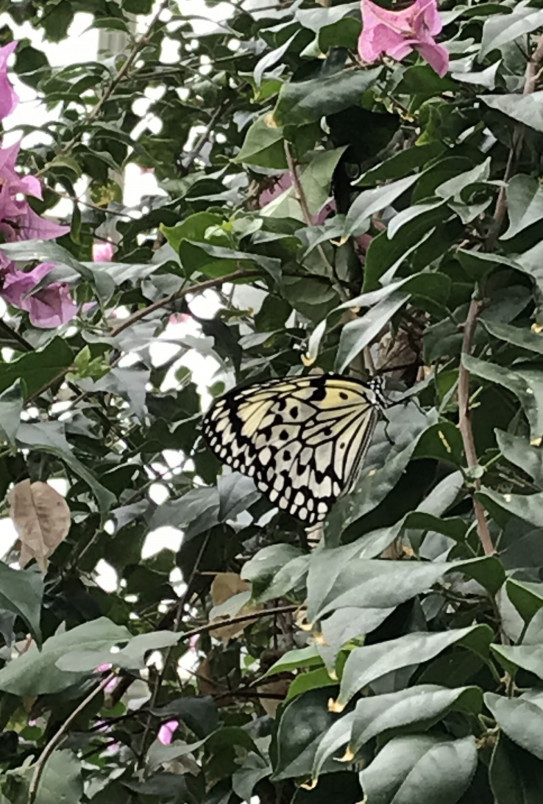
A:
[9, 480, 71, 571]
[210, 572, 261, 643]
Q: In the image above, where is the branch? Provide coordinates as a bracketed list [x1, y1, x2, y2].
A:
[487, 33, 543, 248]
[37, 0, 170, 173]
[179, 604, 298, 641]
[110, 268, 263, 337]
[283, 141, 338, 281]
[28, 672, 116, 803]
[458, 298, 495, 556]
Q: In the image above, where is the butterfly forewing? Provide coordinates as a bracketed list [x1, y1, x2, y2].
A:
[203, 374, 383, 524]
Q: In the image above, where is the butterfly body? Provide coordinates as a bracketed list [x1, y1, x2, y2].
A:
[203, 373, 385, 524]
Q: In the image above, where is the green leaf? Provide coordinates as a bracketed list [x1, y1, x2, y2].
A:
[232, 754, 271, 802]
[351, 685, 482, 754]
[262, 147, 346, 220]
[480, 5, 543, 58]
[254, 32, 299, 87]
[356, 143, 444, 186]
[179, 241, 279, 280]
[490, 734, 543, 804]
[463, 355, 543, 439]
[483, 320, 543, 356]
[146, 737, 209, 772]
[57, 630, 180, 672]
[274, 68, 381, 127]
[263, 645, 323, 677]
[16, 422, 116, 513]
[359, 734, 477, 804]
[506, 578, 543, 623]
[501, 175, 543, 240]
[335, 292, 408, 373]
[274, 688, 340, 779]
[480, 92, 543, 133]
[492, 643, 543, 683]
[0, 380, 23, 445]
[496, 429, 543, 486]
[151, 695, 218, 739]
[0, 617, 130, 696]
[485, 692, 543, 759]
[295, 3, 359, 32]
[478, 487, 543, 532]
[307, 558, 458, 622]
[234, 115, 287, 169]
[0, 241, 93, 280]
[286, 667, 337, 701]
[363, 204, 451, 290]
[32, 749, 83, 804]
[161, 212, 225, 253]
[0, 562, 43, 646]
[334, 625, 492, 710]
[0, 338, 74, 397]
[344, 174, 420, 236]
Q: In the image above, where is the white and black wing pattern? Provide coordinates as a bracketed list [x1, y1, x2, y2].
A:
[202, 373, 385, 524]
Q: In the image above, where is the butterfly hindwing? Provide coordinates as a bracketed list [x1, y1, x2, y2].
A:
[203, 374, 384, 524]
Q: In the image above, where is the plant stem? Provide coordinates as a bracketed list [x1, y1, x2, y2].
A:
[179, 603, 298, 641]
[458, 297, 494, 556]
[487, 33, 543, 248]
[110, 268, 263, 337]
[283, 141, 337, 280]
[28, 672, 116, 803]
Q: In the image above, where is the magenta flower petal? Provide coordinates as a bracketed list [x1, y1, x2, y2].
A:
[15, 205, 71, 241]
[358, 0, 449, 76]
[415, 41, 449, 77]
[0, 42, 18, 122]
[92, 242, 115, 262]
[158, 720, 179, 745]
[0, 259, 79, 328]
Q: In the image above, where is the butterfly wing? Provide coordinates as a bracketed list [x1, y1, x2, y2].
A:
[203, 374, 382, 524]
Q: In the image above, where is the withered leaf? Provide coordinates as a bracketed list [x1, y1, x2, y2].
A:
[9, 480, 71, 571]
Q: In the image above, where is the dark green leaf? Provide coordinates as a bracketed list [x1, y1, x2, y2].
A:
[334, 625, 492, 710]
[274, 68, 381, 127]
[359, 734, 477, 804]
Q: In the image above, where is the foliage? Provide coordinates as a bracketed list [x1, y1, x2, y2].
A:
[2, 0, 543, 802]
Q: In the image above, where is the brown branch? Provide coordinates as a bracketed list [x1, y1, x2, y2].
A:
[283, 141, 339, 282]
[28, 672, 116, 803]
[487, 33, 543, 248]
[110, 268, 263, 338]
[179, 604, 298, 641]
[458, 298, 495, 556]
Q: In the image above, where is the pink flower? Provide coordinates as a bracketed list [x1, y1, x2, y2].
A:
[0, 43, 18, 122]
[92, 242, 115, 262]
[0, 257, 79, 328]
[158, 720, 179, 745]
[358, 0, 449, 77]
[0, 140, 70, 241]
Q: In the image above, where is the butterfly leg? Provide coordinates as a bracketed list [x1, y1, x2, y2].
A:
[382, 412, 394, 446]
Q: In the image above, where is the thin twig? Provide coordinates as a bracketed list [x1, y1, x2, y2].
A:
[36, 1, 170, 173]
[458, 298, 494, 556]
[110, 268, 263, 337]
[487, 33, 543, 248]
[283, 141, 337, 280]
[181, 101, 231, 173]
[137, 533, 211, 766]
[28, 672, 116, 803]
[179, 604, 298, 641]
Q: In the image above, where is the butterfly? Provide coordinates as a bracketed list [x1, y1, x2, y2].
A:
[202, 373, 387, 525]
